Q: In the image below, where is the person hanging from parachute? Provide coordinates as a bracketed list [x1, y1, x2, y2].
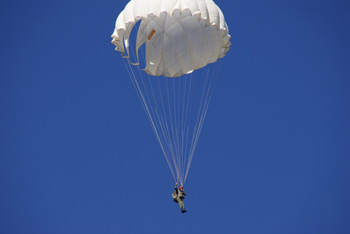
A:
[172, 182, 187, 213]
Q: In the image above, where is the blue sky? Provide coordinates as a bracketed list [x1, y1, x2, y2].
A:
[1, 0, 349, 233]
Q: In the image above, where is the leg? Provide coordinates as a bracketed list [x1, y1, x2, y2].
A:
[178, 199, 187, 213]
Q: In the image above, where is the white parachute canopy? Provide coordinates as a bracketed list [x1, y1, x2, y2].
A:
[112, 0, 231, 185]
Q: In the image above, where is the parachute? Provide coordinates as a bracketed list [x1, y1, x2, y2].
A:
[112, 0, 231, 186]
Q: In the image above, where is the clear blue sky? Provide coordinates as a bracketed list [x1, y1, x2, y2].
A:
[1, 0, 349, 233]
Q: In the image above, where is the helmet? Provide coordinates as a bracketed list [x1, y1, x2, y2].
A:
[179, 186, 184, 190]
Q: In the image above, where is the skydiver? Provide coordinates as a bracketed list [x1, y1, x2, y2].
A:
[172, 182, 187, 213]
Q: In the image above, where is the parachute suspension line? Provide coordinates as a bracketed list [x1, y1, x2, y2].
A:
[184, 68, 211, 182]
[133, 22, 182, 183]
[165, 77, 182, 183]
[124, 60, 177, 182]
[182, 33, 211, 183]
[173, 77, 182, 183]
[136, 36, 182, 183]
[183, 59, 223, 183]
[178, 31, 185, 185]
[180, 76, 189, 186]
[175, 78, 181, 180]
[145, 68, 181, 183]
[180, 75, 190, 185]
[180, 38, 193, 186]
[125, 58, 222, 185]
[182, 72, 195, 185]
[156, 76, 180, 184]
